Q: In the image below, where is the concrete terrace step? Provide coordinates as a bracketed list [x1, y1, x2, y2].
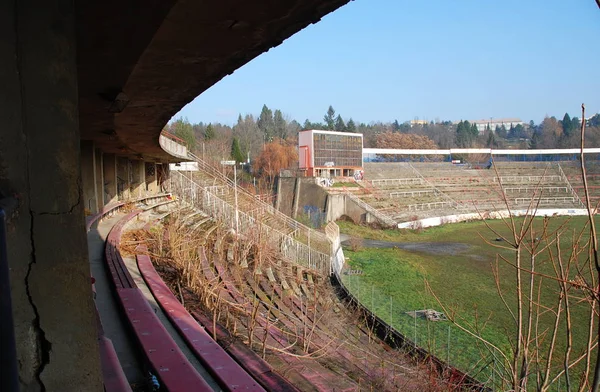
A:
[103, 210, 221, 391]
[136, 250, 266, 392]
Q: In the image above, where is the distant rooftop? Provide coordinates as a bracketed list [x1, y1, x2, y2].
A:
[452, 118, 523, 125]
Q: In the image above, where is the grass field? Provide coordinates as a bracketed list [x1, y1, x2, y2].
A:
[338, 216, 598, 390]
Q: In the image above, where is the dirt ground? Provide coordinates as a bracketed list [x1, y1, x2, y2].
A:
[341, 237, 471, 256]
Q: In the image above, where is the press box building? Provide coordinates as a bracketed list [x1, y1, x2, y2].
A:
[298, 130, 363, 177]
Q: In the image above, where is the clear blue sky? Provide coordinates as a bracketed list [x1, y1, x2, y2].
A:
[175, 0, 600, 126]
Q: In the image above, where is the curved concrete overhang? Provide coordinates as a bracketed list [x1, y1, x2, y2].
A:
[77, 0, 351, 162]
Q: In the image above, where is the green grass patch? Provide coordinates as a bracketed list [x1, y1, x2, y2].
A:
[339, 216, 597, 389]
[331, 181, 359, 188]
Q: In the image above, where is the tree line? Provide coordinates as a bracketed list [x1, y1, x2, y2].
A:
[165, 105, 600, 182]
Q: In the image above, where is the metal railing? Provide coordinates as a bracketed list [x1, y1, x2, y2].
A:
[493, 175, 562, 184]
[514, 196, 576, 205]
[370, 178, 424, 187]
[186, 152, 330, 244]
[407, 201, 455, 212]
[557, 163, 586, 208]
[408, 163, 460, 208]
[504, 186, 567, 194]
[170, 170, 332, 274]
[390, 189, 436, 198]
[345, 193, 397, 227]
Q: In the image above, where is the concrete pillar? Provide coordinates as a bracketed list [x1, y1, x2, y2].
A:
[145, 162, 158, 195]
[103, 154, 118, 204]
[130, 160, 145, 198]
[116, 157, 130, 200]
[275, 177, 282, 211]
[157, 163, 170, 193]
[80, 141, 97, 214]
[292, 178, 301, 219]
[0, 1, 102, 390]
[95, 149, 104, 208]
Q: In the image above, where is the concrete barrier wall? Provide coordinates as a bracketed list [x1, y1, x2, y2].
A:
[159, 134, 188, 159]
[397, 208, 590, 229]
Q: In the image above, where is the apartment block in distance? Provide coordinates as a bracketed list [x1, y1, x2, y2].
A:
[298, 130, 363, 177]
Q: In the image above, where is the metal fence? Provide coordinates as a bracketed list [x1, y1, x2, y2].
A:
[169, 170, 332, 274]
[345, 193, 397, 227]
[407, 201, 455, 212]
[370, 178, 424, 187]
[186, 152, 331, 246]
[504, 186, 567, 194]
[390, 189, 436, 198]
[514, 196, 575, 205]
[493, 175, 562, 184]
[340, 271, 500, 388]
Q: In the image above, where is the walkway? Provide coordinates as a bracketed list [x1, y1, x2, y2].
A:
[88, 213, 144, 386]
[87, 208, 222, 391]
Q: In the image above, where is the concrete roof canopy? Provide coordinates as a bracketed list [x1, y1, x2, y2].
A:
[76, 0, 351, 162]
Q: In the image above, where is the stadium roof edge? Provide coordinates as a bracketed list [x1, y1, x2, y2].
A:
[362, 148, 600, 155]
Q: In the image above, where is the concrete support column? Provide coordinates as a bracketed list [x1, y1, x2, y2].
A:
[103, 154, 118, 204]
[95, 149, 104, 208]
[116, 157, 130, 200]
[130, 160, 145, 198]
[292, 178, 301, 219]
[145, 162, 158, 195]
[157, 163, 170, 193]
[80, 141, 97, 214]
[0, 0, 102, 390]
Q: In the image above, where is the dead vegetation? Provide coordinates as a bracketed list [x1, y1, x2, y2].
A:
[124, 210, 460, 391]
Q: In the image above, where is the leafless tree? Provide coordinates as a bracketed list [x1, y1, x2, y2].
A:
[429, 104, 600, 391]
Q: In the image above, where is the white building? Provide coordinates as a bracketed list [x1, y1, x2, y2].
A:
[469, 118, 524, 134]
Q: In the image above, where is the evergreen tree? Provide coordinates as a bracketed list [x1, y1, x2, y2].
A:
[509, 124, 526, 139]
[572, 117, 581, 133]
[392, 119, 401, 132]
[562, 113, 573, 137]
[323, 105, 336, 130]
[303, 119, 312, 130]
[273, 109, 287, 139]
[171, 117, 196, 150]
[334, 114, 346, 132]
[495, 125, 508, 139]
[398, 122, 411, 133]
[486, 130, 498, 148]
[530, 130, 541, 149]
[204, 123, 215, 141]
[287, 120, 302, 135]
[346, 118, 356, 133]
[257, 104, 274, 142]
[456, 120, 478, 147]
[231, 137, 245, 163]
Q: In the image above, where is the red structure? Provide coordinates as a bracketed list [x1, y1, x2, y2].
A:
[298, 130, 363, 178]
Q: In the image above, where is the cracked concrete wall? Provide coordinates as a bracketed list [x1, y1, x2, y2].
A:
[81, 141, 97, 214]
[95, 149, 104, 207]
[0, 0, 102, 390]
[103, 154, 117, 204]
[116, 157, 130, 200]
